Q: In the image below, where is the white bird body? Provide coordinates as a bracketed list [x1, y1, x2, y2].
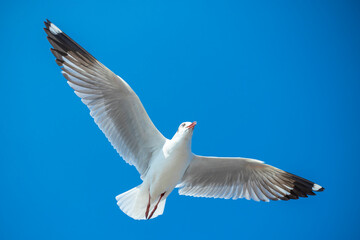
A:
[117, 124, 195, 219]
[44, 20, 324, 220]
[146, 138, 192, 198]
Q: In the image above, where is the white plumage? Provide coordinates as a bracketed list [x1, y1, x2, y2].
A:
[44, 20, 324, 220]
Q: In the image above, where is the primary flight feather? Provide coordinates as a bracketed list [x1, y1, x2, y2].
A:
[44, 20, 324, 220]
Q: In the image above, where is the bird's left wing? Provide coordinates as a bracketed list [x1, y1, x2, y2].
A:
[44, 20, 167, 177]
[177, 155, 324, 202]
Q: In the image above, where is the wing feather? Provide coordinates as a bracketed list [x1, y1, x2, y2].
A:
[178, 155, 324, 202]
[44, 20, 166, 176]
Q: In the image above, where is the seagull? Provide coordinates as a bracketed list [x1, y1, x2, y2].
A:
[44, 20, 324, 220]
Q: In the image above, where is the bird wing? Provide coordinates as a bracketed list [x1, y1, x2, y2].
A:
[177, 155, 324, 202]
[44, 20, 166, 177]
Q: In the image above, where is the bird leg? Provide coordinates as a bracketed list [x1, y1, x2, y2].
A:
[145, 193, 151, 219]
[147, 192, 165, 220]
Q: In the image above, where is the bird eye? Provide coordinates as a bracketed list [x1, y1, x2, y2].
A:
[181, 123, 186, 127]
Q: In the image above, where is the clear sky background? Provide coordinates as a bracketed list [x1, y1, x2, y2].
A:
[1, 1, 359, 239]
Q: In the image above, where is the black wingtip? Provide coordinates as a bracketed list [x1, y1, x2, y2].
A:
[44, 19, 51, 29]
[275, 172, 325, 201]
[55, 58, 64, 66]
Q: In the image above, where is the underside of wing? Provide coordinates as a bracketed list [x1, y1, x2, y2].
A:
[44, 20, 166, 176]
[178, 155, 324, 202]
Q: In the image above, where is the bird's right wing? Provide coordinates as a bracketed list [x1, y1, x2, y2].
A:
[44, 20, 167, 177]
[178, 155, 324, 202]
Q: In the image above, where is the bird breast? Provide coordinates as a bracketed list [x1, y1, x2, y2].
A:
[146, 139, 192, 197]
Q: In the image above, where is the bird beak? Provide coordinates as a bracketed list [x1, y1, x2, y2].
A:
[187, 121, 197, 129]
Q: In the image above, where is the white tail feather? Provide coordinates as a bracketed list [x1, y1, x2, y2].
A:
[115, 186, 166, 220]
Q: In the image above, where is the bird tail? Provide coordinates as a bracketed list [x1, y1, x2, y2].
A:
[115, 186, 166, 220]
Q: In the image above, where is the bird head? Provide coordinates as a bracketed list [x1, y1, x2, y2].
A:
[174, 121, 197, 139]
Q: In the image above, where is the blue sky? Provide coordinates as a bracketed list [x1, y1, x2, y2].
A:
[1, 0, 359, 239]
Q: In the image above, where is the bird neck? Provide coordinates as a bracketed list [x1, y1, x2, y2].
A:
[168, 134, 192, 153]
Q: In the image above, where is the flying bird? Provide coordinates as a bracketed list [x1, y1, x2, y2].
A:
[44, 20, 324, 220]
